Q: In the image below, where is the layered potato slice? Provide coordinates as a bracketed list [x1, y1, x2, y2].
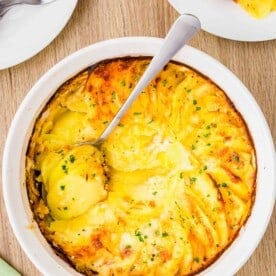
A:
[42, 145, 107, 220]
[26, 58, 256, 275]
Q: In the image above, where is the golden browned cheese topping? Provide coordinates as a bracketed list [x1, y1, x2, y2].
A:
[234, 0, 276, 18]
[26, 58, 256, 275]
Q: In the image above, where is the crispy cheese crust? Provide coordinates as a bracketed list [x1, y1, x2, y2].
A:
[26, 58, 256, 275]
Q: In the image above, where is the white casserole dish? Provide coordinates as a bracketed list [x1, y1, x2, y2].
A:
[2, 37, 276, 276]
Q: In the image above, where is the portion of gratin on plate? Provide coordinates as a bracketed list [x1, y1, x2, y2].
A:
[235, 0, 276, 18]
[26, 58, 256, 275]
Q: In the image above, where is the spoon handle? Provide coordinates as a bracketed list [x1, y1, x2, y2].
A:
[0, 0, 21, 6]
[98, 14, 201, 143]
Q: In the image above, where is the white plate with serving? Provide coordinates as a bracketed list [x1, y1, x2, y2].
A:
[2, 37, 276, 275]
[0, 0, 78, 70]
[168, 0, 276, 41]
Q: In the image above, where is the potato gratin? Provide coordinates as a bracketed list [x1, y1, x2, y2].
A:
[26, 58, 256, 275]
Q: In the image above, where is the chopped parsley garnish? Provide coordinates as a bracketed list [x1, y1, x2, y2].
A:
[193, 257, 200, 263]
[111, 91, 116, 100]
[60, 185, 65, 191]
[190, 177, 197, 183]
[133, 112, 142, 115]
[58, 150, 65, 157]
[162, 79, 168, 87]
[196, 106, 201, 111]
[121, 80, 126, 87]
[61, 164, 68, 174]
[185, 88, 192, 93]
[233, 154, 240, 162]
[134, 229, 145, 242]
[69, 154, 75, 163]
[155, 230, 160, 236]
[152, 191, 158, 195]
[162, 232, 169, 237]
[192, 100, 197, 105]
[218, 182, 228, 188]
[203, 133, 211, 138]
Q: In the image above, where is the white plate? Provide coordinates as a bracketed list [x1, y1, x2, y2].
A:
[0, 0, 78, 70]
[2, 37, 276, 275]
[169, 0, 276, 41]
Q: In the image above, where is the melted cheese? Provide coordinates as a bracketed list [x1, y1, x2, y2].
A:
[26, 58, 256, 276]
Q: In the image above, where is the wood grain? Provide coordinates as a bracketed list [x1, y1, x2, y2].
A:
[0, 0, 275, 275]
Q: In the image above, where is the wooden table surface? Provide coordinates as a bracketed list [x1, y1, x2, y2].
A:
[0, 0, 275, 275]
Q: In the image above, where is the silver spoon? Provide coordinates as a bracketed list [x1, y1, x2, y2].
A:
[81, 14, 201, 147]
[0, 0, 56, 18]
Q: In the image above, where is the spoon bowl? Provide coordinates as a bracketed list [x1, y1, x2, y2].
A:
[0, 0, 56, 17]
